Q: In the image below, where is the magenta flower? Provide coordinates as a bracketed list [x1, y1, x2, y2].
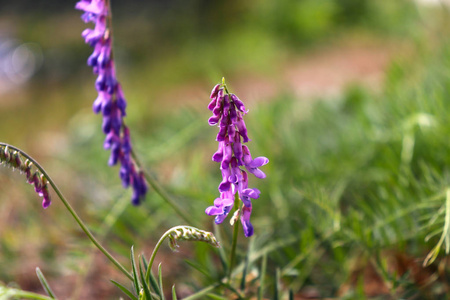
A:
[205, 80, 268, 237]
[76, 0, 147, 205]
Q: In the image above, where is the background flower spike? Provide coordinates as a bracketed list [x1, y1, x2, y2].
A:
[76, 0, 148, 204]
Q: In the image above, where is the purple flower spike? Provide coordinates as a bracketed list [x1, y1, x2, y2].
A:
[76, 0, 148, 204]
[205, 80, 268, 237]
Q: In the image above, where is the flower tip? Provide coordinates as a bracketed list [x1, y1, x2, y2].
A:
[42, 199, 51, 209]
[208, 115, 220, 126]
[243, 223, 253, 237]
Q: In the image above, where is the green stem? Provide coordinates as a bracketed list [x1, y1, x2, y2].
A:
[130, 149, 195, 225]
[228, 195, 241, 282]
[144, 225, 197, 284]
[0, 143, 133, 281]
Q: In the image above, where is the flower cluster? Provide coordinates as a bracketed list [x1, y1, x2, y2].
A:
[76, 0, 147, 205]
[0, 145, 51, 209]
[205, 80, 268, 237]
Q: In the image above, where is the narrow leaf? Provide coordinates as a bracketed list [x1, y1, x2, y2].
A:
[274, 268, 280, 300]
[158, 263, 165, 300]
[35, 268, 56, 299]
[258, 254, 267, 300]
[131, 246, 141, 296]
[172, 285, 178, 300]
[240, 252, 249, 291]
[138, 256, 153, 300]
[110, 280, 138, 300]
[148, 269, 161, 298]
[142, 255, 149, 272]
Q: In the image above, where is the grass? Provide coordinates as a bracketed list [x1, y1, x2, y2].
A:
[1, 1, 450, 299]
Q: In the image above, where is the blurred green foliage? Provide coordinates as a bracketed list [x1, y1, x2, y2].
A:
[1, 0, 450, 299]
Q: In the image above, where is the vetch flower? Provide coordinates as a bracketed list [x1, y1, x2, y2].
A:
[0, 145, 51, 209]
[76, 0, 147, 205]
[205, 79, 268, 237]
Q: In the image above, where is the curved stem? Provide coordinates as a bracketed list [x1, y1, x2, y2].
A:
[130, 149, 195, 226]
[0, 143, 133, 281]
[144, 225, 190, 284]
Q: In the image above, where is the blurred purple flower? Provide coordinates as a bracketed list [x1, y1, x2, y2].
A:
[205, 80, 268, 237]
[76, 0, 147, 204]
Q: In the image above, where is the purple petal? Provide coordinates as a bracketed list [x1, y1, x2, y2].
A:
[205, 206, 223, 216]
[218, 180, 231, 192]
[231, 94, 246, 112]
[248, 156, 269, 168]
[241, 206, 254, 237]
[250, 168, 266, 179]
[210, 84, 220, 99]
[208, 98, 217, 111]
[242, 188, 260, 199]
[208, 115, 220, 126]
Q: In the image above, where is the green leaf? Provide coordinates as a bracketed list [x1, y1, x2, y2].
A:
[138, 256, 153, 300]
[35, 267, 56, 299]
[274, 268, 280, 300]
[172, 285, 177, 300]
[240, 252, 249, 291]
[145, 263, 162, 298]
[258, 254, 267, 300]
[110, 280, 138, 300]
[158, 263, 165, 300]
[131, 246, 141, 296]
[142, 255, 149, 272]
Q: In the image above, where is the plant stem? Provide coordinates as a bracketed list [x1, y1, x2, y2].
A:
[144, 225, 190, 284]
[0, 143, 133, 281]
[130, 149, 195, 225]
[228, 195, 241, 282]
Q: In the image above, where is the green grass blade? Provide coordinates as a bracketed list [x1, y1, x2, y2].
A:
[158, 263, 165, 300]
[274, 268, 280, 300]
[147, 269, 161, 298]
[110, 280, 138, 300]
[258, 254, 267, 300]
[139, 256, 153, 300]
[131, 246, 141, 296]
[240, 251, 249, 291]
[182, 284, 219, 300]
[35, 268, 56, 299]
[172, 285, 177, 300]
[142, 255, 149, 272]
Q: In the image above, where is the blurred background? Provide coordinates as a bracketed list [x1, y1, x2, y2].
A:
[1, 0, 450, 299]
